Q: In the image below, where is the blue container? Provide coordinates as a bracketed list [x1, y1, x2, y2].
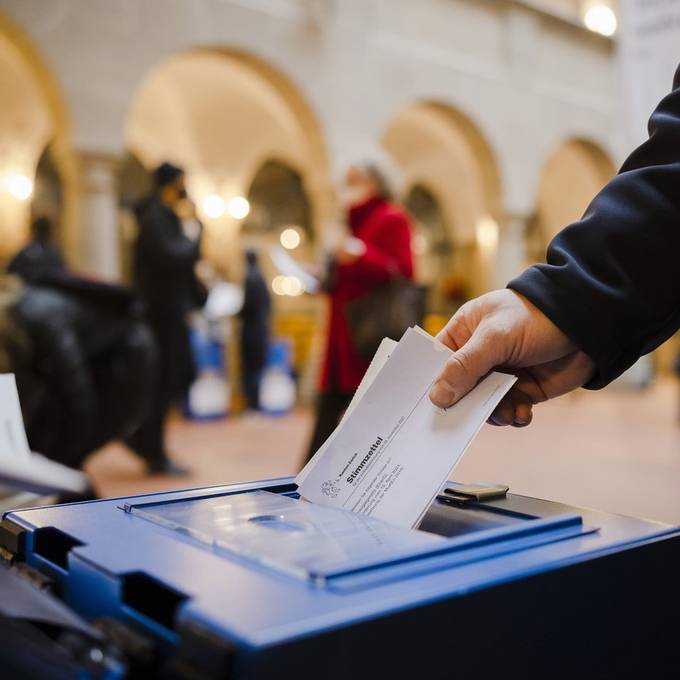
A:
[3, 477, 680, 678]
[184, 322, 228, 420]
[259, 338, 296, 416]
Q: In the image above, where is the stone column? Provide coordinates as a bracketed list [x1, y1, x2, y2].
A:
[493, 214, 529, 289]
[77, 151, 120, 281]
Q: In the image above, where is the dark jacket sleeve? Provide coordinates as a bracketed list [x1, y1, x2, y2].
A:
[139, 203, 200, 269]
[509, 65, 680, 388]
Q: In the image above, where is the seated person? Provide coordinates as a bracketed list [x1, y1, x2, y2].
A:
[0, 274, 158, 470]
[7, 216, 66, 283]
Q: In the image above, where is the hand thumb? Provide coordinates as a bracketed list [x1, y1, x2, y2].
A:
[429, 330, 503, 408]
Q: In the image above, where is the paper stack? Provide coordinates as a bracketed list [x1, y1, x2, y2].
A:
[297, 327, 516, 529]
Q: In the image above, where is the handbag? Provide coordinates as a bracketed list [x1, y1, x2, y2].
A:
[345, 276, 427, 360]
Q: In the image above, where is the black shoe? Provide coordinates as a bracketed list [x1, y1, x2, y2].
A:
[147, 459, 190, 477]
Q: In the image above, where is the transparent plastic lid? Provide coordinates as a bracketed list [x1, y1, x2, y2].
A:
[124, 490, 443, 583]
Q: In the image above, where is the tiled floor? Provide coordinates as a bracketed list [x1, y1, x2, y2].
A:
[86, 379, 680, 524]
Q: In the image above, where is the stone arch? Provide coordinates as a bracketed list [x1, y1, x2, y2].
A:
[382, 100, 502, 299]
[536, 138, 616, 247]
[243, 159, 313, 240]
[0, 11, 76, 261]
[124, 47, 330, 274]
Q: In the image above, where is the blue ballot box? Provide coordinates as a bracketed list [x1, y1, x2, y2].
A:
[2, 477, 680, 679]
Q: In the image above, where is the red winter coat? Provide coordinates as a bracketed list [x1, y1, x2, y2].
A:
[320, 196, 414, 393]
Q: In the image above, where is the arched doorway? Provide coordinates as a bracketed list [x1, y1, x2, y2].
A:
[382, 101, 501, 307]
[243, 160, 313, 242]
[240, 158, 314, 294]
[403, 183, 456, 311]
[536, 139, 615, 250]
[32, 142, 64, 225]
[0, 12, 75, 263]
[124, 48, 329, 277]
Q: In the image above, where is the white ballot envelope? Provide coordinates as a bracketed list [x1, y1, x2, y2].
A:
[296, 328, 516, 529]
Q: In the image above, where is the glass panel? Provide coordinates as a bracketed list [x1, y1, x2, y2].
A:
[127, 491, 443, 582]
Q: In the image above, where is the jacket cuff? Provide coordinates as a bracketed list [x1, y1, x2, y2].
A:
[507, 267, 631, 389]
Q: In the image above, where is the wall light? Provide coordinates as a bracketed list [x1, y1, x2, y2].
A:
[272, 275, 304, 296]
[584, 3, 617, 37]
[280, 227, 301, 250]
[286, 276, 304, 296]
[272, 275, 287, 296]
[227, 196, 250, 220]
[476, 217, 499, 252]
[3, 174, 33, 201]
[202, 194, 225, 219]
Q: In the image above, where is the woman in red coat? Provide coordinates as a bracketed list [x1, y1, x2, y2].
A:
[304, 162, 414, 462]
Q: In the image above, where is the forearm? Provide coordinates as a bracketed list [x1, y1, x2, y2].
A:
[510, 67, 680, 387]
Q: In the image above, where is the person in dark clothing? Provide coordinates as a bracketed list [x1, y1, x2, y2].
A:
[7, 216, 66, 283]
[126, 162, 203, 476]
[0, 275, 157, 470]
[429, 65, 680, 426]
[239, 249, 271, 410]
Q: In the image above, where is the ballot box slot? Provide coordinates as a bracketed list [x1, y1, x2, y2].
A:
[418, 499, 534, 538]
[314, 513, 587, 583]
[326, 520, 597, 592]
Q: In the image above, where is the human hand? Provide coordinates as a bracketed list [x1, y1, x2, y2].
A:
[428, 289, 595, 426]
[176, 197, 197, 219]
[335, 237, 366, 265]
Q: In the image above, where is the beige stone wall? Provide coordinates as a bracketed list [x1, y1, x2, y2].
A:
[0, 0, 621, 280]
[1, 0, 646, 386]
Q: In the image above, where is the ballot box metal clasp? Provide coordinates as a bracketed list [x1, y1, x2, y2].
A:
[439, 483, 509, 504]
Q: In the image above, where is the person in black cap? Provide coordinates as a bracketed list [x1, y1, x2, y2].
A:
[126, 162, 204, 476]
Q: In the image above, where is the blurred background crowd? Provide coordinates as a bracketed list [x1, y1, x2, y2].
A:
[0, 0, 678, 521]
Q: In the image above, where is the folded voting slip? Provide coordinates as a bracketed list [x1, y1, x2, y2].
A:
[296, 327, 516, 529]
[0, 374, 88, 496]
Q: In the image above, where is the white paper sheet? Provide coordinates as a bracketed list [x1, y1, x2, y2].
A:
[0, 373, 88, 494]
[296, 337, 397, 486]
[296, 328, 516, 528]
[0, 374, 31, 462]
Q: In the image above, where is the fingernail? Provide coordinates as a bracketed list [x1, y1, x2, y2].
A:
[430, 380, 454, 406]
